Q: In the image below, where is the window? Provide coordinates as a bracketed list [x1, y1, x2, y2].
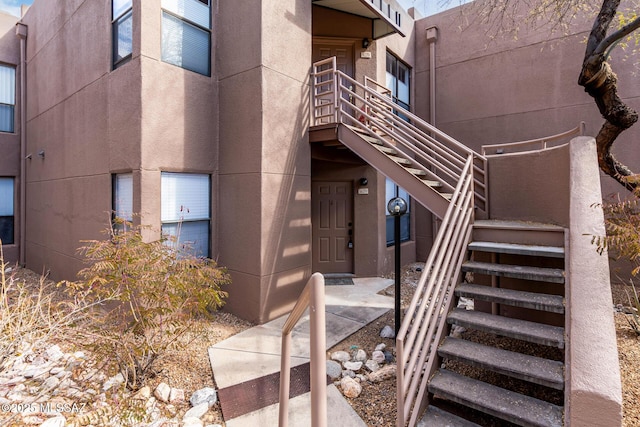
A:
[112, 0, 133, 69]
[385, 178, 410, 246]
[386, 52, 410, 120]
[0, 65, 15, 133]
[161, 0, 211, 76]
[0, 178, 14, 245]
[161, 172, 210, 257]
[113, 173, 133, 222]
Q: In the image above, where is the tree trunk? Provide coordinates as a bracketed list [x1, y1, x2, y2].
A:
[578, 0, 640, 191]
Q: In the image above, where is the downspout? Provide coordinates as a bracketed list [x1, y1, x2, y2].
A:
[426, 27, 438, 126]
[16, 23, 27, 266]
[426, 27, 439, 242]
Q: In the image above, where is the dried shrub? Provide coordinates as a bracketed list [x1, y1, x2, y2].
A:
[65, 219, 230, 390]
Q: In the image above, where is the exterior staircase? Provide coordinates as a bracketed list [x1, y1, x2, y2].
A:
[420, 220, 566, 426]
[309, 58, 576, 427]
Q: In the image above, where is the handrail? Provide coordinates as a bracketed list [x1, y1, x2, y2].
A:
[279, 272, 327, 427]
[481, 122, 586, 155]
[396, 156, 475, 427]
[311, 59, 488, 213]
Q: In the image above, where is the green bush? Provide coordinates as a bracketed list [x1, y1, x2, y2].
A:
[66, 219, 230, 390]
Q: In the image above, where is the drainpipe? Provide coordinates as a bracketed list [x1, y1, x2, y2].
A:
[426, 27, 439, 243]
[16, 23, 27, 266]
[426, 26, 438, 126]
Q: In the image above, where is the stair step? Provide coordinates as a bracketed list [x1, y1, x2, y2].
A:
[429, 369, 564, 427]
[468, 241, 564, 258]
[419, 405, 480, 427]
[390, 155, 412, 166]
[462, 261, 565, 283]
[438, 337, 565, 390]
[472, 220, 565, 247]
[447, 308, 564, 348]
[456, 283, 565, 313]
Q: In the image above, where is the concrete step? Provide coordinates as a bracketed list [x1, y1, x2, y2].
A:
[468, 241, 564, 258]
[418, 405, 481, 427]
[447, 308, 565, 348]
[429, 369, 563, 427]
[455, 283, 565, 313]
[438, 337, 564, 390]
[461, 261, 565, 284]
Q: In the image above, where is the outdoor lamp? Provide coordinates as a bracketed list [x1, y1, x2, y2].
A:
[387, 196, 407, 336]
[387, 197, 407, 216]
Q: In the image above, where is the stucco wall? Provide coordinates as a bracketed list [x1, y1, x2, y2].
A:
[415, 2, 640, 202]
[218, 0, 312, 323]
[0, 12, 21, 262]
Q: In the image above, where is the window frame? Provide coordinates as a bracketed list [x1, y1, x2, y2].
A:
[0, 64, 16, 133]
[160, 172, 211, 258]
[161, 0, 212, 76]
[385, 178, 411, 247]
[112, 173, 133, 223]
[0, 177, 15, 245]
[112, 0, 133, 70]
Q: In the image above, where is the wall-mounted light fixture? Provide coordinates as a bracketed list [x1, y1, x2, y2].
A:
[359, 177, 368, 186]
[38, 150, 45, 159]
[362, 38, 370, 49]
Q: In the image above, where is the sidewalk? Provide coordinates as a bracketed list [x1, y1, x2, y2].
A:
[208, 276, 394, 426]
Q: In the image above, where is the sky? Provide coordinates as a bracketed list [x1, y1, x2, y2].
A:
[0, 0, 461, 19]
[0, 0, 32, 17]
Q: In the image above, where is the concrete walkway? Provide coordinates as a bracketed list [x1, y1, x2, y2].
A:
[208, 277, 394, 426]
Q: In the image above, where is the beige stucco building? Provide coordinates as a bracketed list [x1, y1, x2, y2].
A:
[0, 0, 633, 425]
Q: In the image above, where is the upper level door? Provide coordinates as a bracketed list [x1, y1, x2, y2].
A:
[312, 41, 355, 77]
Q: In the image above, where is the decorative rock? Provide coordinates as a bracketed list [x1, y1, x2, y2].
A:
[183, 417, 204, 427]
[330, 351, 350, 363]
[132, 386, 151, 400]
[168, 387, 185, 403]
[353, 349, 367, 362]
[374, 343, 386, 352]
[342, 370, 355, 378]
[326, 360, 342, 380]
[384, 351, 395, 363]
[371, 350, 386, 364]
[43, 376, 60, 390]
[184, 402, 209, 419]
[367, 364, 397, 382]
[44, 345, 65, 362]
[365, 359, 379, 372]
[40, 416, 66, 427]
[343, 361, 362, 372]
[190, 387, 218, 407]
[154, 382, 171, 403]
[102, 373, 124, 391]
[380, 325, 395, 339]
[340, 376, 362, 398]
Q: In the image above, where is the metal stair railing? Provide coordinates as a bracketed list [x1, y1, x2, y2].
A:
[396, 156, 475, 427]
[481, 122, 585, 155]
[311, 57, 488, 213]
[278, 272, 327, 427]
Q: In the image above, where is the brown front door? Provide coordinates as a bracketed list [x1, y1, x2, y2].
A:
[312, 41, 355, 77]
[312, 181, 354, 274]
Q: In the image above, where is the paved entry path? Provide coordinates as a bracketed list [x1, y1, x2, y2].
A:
[208, 277, 394, 426]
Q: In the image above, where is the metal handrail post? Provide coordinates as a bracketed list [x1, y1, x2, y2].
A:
[310, 274, 327, 427]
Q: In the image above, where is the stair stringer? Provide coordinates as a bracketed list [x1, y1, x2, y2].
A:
[337, 124, 451, 219]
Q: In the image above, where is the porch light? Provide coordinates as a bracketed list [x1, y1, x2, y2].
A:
[387, 196, 407, 336]
[362, 38, 370, 49]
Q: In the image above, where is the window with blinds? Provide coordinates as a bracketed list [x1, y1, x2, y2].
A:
[0, 65, 15, 133]
[113, 173, 133, 222]
[112, 0, 133, 69]
[161, 0, 211, 76]
[161, 172, 211, 257]
[0, 178, 14, 245]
